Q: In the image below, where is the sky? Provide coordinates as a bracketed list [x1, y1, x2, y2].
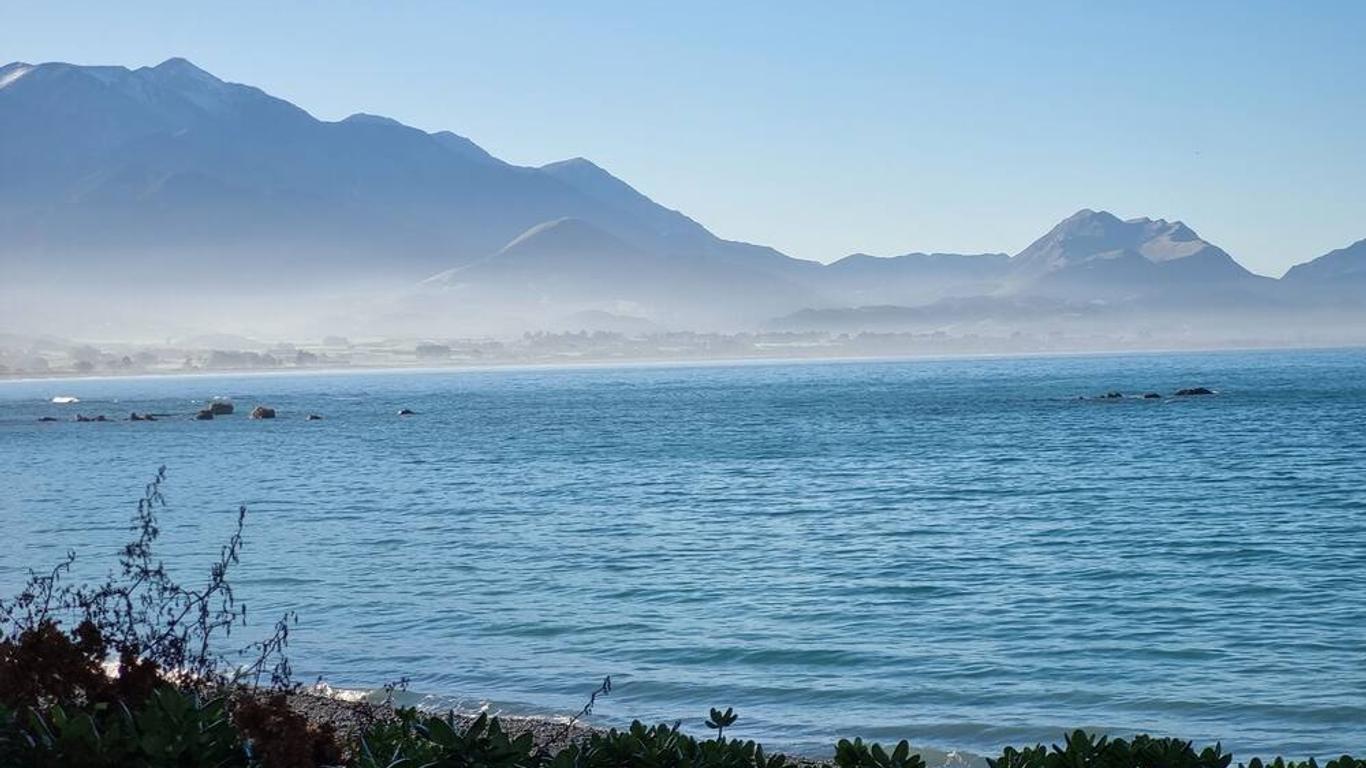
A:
[3, 1, 1364, 276]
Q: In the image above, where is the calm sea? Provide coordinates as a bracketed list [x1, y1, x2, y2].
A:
[2, 349, 1364, 760]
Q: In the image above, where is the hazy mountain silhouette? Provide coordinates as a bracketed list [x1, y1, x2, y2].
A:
[816, 252, 1010, 305]
[0, 58, 801, 290]
[1006, 209, 1269, 302]
[773, 212, 1365, 334]
[1, 58, 1360, 337]
[425, 217, 657, 298]
[416, 217, 822, 329]
[1283, 239, 1366, 286]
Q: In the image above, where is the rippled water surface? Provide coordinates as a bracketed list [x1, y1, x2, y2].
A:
[2, 350, 1364, 758]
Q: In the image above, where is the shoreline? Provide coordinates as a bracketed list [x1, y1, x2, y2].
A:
[280, 688, 839, 767]
[280, 689, 599, 757]
[2, 340, 1362, 386]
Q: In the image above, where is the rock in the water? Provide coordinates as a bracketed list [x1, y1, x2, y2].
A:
[194, 409, 215, 420]
[1175, 387, 1215, 396]
[1102, 391, 1123, 399]
[397, 408, 416, 416]
[209, 401, 235, 415]
[38, 416, 58, 422]
[250, 406, 276, 419]
[129, 412, 157, 421]
[1143, 393, 1162, 399]
[306, 414, 323, 421]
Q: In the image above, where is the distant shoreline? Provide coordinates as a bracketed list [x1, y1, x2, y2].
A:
[2, 340, 1362, 387]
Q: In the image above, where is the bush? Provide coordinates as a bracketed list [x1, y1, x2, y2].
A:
[234, 693, 343, 768]
[0, 467, 294, 692]
[0, 618, 152, 710]
[0, 685, 247, 768]
[355, 709, 534, 768]
[0, 467, 301, 767]
[834, 737, 924, 768]
[543, 720, 787, 768]
[986, 731, 1232, 768]
[1246, 759, 1366, 768]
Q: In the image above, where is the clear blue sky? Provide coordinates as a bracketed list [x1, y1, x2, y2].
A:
[4, 1, 1363, 275]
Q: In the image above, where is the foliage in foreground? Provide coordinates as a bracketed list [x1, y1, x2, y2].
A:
[0, 686, 245, 768]
[0, 468, 330, 766]
[8, 689, 1363, 768]
[2, 469, 1363, 768]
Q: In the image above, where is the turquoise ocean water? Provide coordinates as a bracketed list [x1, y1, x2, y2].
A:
[2, 349, 1364, 759]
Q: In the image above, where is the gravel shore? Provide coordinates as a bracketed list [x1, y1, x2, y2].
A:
[280, 689, 599, 753]
[278, 689, 830, 766]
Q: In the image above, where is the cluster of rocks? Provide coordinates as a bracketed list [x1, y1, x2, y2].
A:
[1082, 386, 1216, 401]
[38, 412, 172, 422]
[42, 401, 419, 423]
[195, 401, 237, 420]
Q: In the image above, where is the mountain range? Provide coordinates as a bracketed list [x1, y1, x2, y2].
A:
[1, 58, 1362, 336]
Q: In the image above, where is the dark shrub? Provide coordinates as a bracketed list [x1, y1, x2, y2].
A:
[834, 736, 924, 768]
[234, 693, 343, 768]
[986, 731, 1232, 768]
[0, 686, 247, 768]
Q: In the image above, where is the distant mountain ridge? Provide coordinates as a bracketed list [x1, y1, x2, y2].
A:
[814, 251, 1010, 306]
[1012, 209, 1243, 274]
[0, 57, 799, 289]
[1, 58, 1361, 333]
[1283, 239, 1366, 284]
[1002, 209, 1273, 306]
[417, 216, 824, 329]
[427, 217, 653, 291]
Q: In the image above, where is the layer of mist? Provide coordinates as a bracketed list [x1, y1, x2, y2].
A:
[2, 59, 1363, 374]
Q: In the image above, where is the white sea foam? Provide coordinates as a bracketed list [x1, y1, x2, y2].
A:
[308, 681, 374, 703]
